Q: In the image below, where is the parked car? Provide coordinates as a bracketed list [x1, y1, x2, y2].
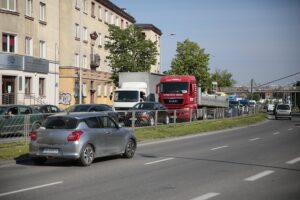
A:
[0, 105, 44, 137]
[124, 102, 170, 127]
[274, 104, 292, 120]
[29, 112, 136, 166]
[30, 104, 61, 114]
[65, 104, 119, 123]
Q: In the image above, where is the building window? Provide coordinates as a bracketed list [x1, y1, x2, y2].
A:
[91, 2, 95, 17]
[121, 19, 124, 29]
[97, 84, 102, 96]
[83, 27, 88, 41]
[82, 83, 87, 97]
[75, 23, 80, 39]
[98, 6, 102, 20]
[104, 84, 108, 97]
[115, 16, 119, 27]
[39, 78, 45, 96]
[105, 9, 108, 23]
[75, 53, 79, 67]
[1, 0, 16, 11]
[110, 13, 114, 24]
[39, 2, 46, 22]
[2, 33, 16, 53]
[39, 40, 46, 58]
[126, 21, 129, 28]
[25, 0, 32, 16]
[83, 0, 87, 12]
[25, 37, 32, 56]
[25, 77, 31, 95]
[98, 33, 102, 46]
[83, 55, 87, 68]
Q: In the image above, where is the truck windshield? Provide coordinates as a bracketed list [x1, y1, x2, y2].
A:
[114, 91, 139, 102]
[160, 82, 188, 93]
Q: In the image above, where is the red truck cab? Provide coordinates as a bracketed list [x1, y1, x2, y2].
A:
[157, 76, 198, 120]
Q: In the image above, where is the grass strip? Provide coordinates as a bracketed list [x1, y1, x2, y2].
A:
[0, 113, 266, 160]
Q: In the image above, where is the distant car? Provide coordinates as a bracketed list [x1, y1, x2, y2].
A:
[124, 102, 170, 127]
[30, 104, 61, 114]
[274, 104, 291, 120]
[0, 105, 44, 137]
[29, 112, 136, 166]
[65, 104, 119, 123]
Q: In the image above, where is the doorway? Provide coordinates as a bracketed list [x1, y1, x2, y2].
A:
[2, 76, 16, 104]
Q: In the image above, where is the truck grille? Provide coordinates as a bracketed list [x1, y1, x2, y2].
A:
[163, 98, 184, 104]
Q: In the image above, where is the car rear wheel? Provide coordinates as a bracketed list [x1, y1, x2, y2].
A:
[123, 139, 136, 158]
[149, 116, 155, 126]
[79, 144, 94, 166]
[164, 115, 170, 124]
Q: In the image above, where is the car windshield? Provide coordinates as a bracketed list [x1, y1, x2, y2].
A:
[133, 103, 155, 110]
[277, 105, 290, 110]
[44, 117, 78, 129]
[114, 91, 139, 102]
[160, 82, 188, 93]
[65, 105, 91, 112]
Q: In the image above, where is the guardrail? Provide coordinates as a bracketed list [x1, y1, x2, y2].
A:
[0, 106, 261, 145]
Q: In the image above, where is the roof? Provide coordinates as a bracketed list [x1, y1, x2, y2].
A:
[135, 24, 162, 36]
[96, 0, 136, 23]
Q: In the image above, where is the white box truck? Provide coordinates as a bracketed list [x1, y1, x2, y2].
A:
[113, 72, 163, 111]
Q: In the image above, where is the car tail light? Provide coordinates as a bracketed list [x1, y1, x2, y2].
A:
[67, 130, 83, 141]
[30, 131, 37, 141]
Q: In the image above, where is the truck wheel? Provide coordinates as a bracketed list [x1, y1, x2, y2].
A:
[192, 112, 197, 121]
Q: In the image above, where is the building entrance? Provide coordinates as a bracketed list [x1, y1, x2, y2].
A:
[2, 76, 16, 104]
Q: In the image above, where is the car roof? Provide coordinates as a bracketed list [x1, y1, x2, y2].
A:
[49, 112, 108, 119]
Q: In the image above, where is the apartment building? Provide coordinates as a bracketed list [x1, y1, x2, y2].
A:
[0, 0, 59, 105]
[135, 24, 162, 73]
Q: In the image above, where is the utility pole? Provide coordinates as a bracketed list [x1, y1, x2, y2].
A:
[250, 78, 253, 100]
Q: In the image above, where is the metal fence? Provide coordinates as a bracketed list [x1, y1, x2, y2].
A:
[0, 106, 261, 145]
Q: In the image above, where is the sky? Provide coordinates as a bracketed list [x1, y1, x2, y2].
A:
[111, 0, 300, 86]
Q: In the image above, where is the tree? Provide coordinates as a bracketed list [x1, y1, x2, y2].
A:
[166, 39, 211, 91]
[105, 25, 158, 85]
[211, 69, 236, 89]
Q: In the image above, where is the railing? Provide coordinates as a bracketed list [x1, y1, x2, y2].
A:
[1, 93, 47, 105]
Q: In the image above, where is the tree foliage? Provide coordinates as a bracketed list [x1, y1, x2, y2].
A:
[105, 25, 158, 85]
[211, 69, 236, 89]
[166, 39, 211, 91]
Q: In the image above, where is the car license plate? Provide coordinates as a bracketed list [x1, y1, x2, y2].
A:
[43, 148, 59, 154]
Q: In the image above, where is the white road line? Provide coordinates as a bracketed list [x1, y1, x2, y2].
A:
[190, 192, 220, 200]
[211, 146, 228, 151]
[288, 128, 293, 131]
[249, 138, 260, 141]
[144, 157, 174, 165]
[244, 170, 274, 181]
[0, 181, 63, 197]
[286, 157, 300, 165]
[273, 131, 280, 135]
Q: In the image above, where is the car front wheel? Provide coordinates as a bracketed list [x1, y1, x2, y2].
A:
[79, 144, 94, 166]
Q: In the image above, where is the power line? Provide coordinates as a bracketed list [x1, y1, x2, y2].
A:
[256, 71, 300, 88]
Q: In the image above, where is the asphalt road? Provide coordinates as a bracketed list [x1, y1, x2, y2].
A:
[0, 116, 299, 200]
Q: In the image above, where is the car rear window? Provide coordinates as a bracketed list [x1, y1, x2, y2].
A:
[277, 105, 290, 110]
[44, 117, 78, 129]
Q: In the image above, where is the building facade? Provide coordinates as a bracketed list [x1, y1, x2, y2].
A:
[0, 0, 59, 105]
[0, 0, 162, 108]
[135, 24, 162, 73]
[58, 0, 136, 108]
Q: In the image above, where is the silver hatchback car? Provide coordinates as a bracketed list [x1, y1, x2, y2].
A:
[274, 104, 292, 120]
[29, 112, 136, 166]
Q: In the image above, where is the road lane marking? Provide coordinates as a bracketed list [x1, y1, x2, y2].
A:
[190, 193, 220, 200]
[286, 157, 300, 165]
[145, 157, 174, 165]
[249, 138, 260, 141]
[211, 146, 228, 151]
[273, 131, 280, 135]
[288, 128, 293, 131]
[0, 181, 63, 197]
[244, 170, 274, 181]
